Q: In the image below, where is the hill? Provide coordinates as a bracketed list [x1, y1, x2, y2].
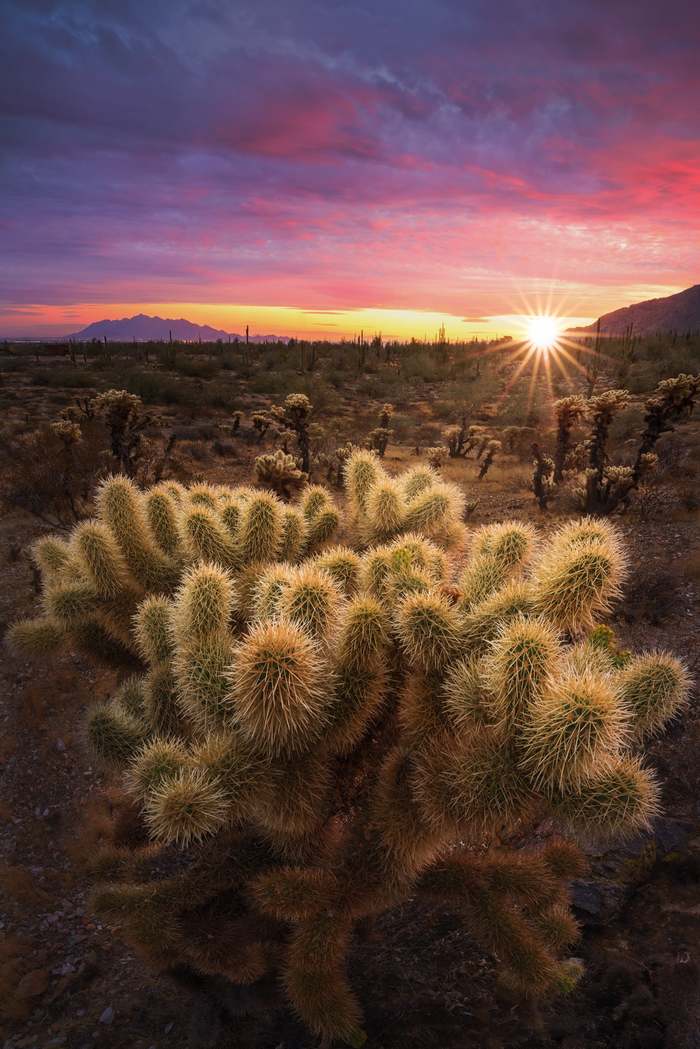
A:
[577, 285, 700, 336]
[70, 313, 283, 343]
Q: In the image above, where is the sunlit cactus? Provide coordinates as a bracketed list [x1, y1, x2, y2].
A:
[301, 484, 331, 519]
[133, 595, 174, 664]
[344, 447, 381, 515]
[73, 520, 132, 598]
[313, 545, 362, 596]
[518, 669, 627, 791]
[96, 474, 178, 591]
[7, 615, 65, 655]
[9, 465, 691, 1042]
[364, 477, 405, 542]
[531, 538, 625, 633]
[127, 737, 189, 799]
[86, 700, 146, 767]
[442, 655, 492, 728]
[617, 651, 690, 741]
[180, 504, 238, 569]
[171, 563, 234, 642]
[553, 755, 660, 836]
[144, 486, 181, 557]
[189, 730, 263, 811]
[471, 520, 538, 569]
[254, 449, 307, 499]
[238, 491, 283, 564]
[277, 564, 343, 641]
[484, 615, 560, 727]
[302, 504, 340, 553]
[400, 463, 440, 501]
[32, 535, 74, 579]
[395, 591, 462, 671]
[457, 553, 501, 608]
[250, 563, 293, 621]
[145, 766, 230, 845]
[227, 619, 329, 756]
[278, 507, 305, 562]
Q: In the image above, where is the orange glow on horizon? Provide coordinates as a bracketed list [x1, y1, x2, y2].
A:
[0, 301, 595, 341]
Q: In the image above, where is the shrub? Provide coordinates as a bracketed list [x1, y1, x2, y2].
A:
[0, 417, 109, 523]
[9, 464, 689, 1042]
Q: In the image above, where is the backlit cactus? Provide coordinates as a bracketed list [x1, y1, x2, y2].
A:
[254, 448, 307, 499]
[9, 463, 691, 1043]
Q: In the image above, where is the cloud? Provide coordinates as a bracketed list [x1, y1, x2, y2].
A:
[1, 0, 699, 321]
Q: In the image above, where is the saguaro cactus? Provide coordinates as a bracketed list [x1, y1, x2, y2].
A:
[9, 458, 690, 1043]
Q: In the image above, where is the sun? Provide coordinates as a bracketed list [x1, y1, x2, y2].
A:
[526, 314, 560, 351]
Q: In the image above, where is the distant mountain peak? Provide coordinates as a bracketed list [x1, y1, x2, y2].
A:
[69, 313, 285, 343]
[578, 284, 700, 336]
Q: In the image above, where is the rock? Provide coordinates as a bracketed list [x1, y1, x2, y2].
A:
[575, 819, 692, 925]
[571, 879, 627, 924]
[16, 968, 49, 998]
[99, 1005, 114, 1025]
[653, 817, 689, 855]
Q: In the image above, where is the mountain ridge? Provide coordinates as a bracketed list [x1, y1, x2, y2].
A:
[575, 285, 700, 337]
[69, 313, 284, 343]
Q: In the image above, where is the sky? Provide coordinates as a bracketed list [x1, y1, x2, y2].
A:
[1, 0, 699, 339]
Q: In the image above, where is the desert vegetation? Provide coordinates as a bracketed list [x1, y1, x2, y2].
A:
[8, 453, 690, 1044]
[1, 331, 699, 1048]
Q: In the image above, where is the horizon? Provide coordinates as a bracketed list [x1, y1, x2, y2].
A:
[1, 302, 601, 342]
[2, 2, 700, 337]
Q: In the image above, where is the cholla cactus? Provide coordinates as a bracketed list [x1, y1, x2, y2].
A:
[318, 441, 360, 488]
[274, 393, 313, 473]
[254, 450, 308, 500]
[424, 445, 448, 468]
[444, 412, 474, 458]
[532, 443, 555, 510]
[368, 403, 394, 458]
[633, 374, 699, 482]
[92, 389, 146, 477]
[9, 468, 690, 1043]
[553, 396, 586, 483]
[478, 439, 501, 479]
[50, 419, 83, 447]
[251, 411, 272, 440]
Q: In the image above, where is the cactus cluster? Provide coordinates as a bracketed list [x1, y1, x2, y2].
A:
[9, 455, 690, 1042]
[254, 449, 308, 499]
[532, 375, 699, 515]
[423, 445, 449, 468]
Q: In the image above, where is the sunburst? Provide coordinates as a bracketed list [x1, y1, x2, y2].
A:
[482, 291, 616, 418]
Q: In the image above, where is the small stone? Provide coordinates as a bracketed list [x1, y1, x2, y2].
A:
[99, 1005, 114, 1025]
[56, 739, 66, 751]
[16, 968, 49, 998]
